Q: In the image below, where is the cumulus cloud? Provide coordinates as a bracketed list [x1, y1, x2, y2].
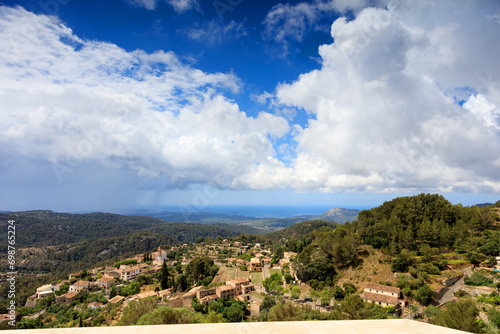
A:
[0, 6, 288, 189]
[274, 1, 500, 193]
[262, 0, 370, 55]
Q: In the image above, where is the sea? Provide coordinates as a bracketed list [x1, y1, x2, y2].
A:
[144, 204, 369, 218]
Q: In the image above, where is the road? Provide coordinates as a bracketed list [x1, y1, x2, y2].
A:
[262, 264, 270, 281]
[437, 266, 472, 306]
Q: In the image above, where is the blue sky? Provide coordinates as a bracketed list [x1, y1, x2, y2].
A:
[0, 0, 499, 214]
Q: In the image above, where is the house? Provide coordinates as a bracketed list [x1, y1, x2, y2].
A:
[171, 247, 179, 252]
[68, 271, 82, 279]
[236, 259, 249, 266]
[249, 300, 261, 317]
[119, 266, 140, 281]
[199, 294, 219, 306]
[88, 302, 104, 310]
[108, 296, 125, 304]
[104, 267, 120, 278]
[131, 291, 157, 300]
[233, 242, 242, 247]
[226, 277, 250, 294]
[197, 287, 216, 300]
[153, 247, 168, 262]
[216, 285, 236, 299]
[158, 288, 173, 300]
[69, 281, 91, 293]
[250, 258, 262, 272]
[167, 296, 184, 308]
[36, 284, 56, 299]
[360, 283, 404, 307]
[56, 291, 80, 305]
[242, 283, 255, 294]
[152, 259, 164, 267]
[95, 276, 115, 289]
[281, 252, 297, 266]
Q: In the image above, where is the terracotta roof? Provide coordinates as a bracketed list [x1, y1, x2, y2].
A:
[200, 295, 219, 303]
[364, 283, 400, 294]
[360, 292, 399, 306]
[228, 277, 249, 284]
[75, 280, 90, 286]
[62, 291, 78, 299]
[108, 296, 125, 303]
[99, 276, 114, 282]
[158, 288, 173, 297]
[217, 285, 235, 292]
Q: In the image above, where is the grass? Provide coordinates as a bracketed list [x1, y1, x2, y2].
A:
[251, 272, 264, 286]
[447, 259, 467, 265]
[270, 268, 282, 277]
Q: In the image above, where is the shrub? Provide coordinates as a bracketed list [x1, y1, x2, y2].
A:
[464, 272, 493, 286]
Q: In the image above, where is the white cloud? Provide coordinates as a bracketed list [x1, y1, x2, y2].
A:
[185, 20, 248, 46]
[262, 0, 370, 55]
[273, 1, 500, 193]
[0, 6, 288, 190]
[126, 0, 198, 12]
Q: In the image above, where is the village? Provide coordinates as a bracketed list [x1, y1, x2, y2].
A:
[1, 237, 427, 327]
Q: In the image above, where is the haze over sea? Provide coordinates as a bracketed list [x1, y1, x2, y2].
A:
[136, 205, 370, 219]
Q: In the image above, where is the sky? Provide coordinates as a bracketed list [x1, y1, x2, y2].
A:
[0, 0, 499, 214]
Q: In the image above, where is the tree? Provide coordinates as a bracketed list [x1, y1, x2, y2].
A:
[223, 304, 245, 322]
[191, 297, 204, 313]
[319, 287, 333, 306]
[109, 286, 117, 299]
[291, 286, 301, 299]
[117, 297, 158, 326]
[415, 284, 434, 305]
[435, 299, 483, 333]
[391, 250, 415, 272]
[332, 285, 345, 300]
[260, 295, 276, 311]
[161, 260, 170, 290]
[135, 306, 200, 325]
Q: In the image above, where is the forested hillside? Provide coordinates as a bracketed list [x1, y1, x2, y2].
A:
[0, 211, 265, 249]
[288, 194, 500, 290]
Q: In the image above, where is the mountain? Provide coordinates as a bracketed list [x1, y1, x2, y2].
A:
[475, 203, 494, 208]
[315, 208, 360, 223]
[129, 207, 360, 231]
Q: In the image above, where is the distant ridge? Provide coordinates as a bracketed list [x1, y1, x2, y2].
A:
[475, 203, 494, 208]
[315, 208, 360, 222]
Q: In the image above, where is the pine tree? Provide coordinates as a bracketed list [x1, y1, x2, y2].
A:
[161, 260, 169, 290]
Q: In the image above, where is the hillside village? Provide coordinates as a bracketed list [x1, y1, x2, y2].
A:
[3, 234, 500, 330]
[1, 195, 500, 333]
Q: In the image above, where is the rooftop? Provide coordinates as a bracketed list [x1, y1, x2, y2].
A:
[364, 283, 400, 294]
[360, 292, 399, 306]
[228, 277, 249, 284]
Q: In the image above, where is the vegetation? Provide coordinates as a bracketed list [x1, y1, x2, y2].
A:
[2, 194, 500, 332]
